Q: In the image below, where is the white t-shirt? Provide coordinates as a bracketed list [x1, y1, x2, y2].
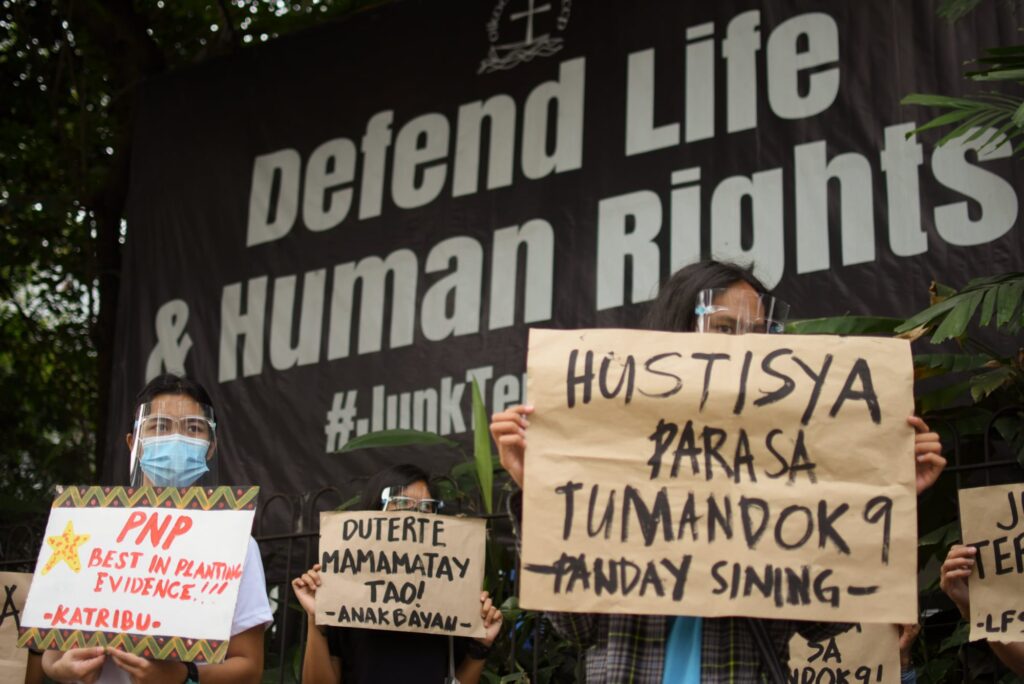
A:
[94, 537, 272, 683]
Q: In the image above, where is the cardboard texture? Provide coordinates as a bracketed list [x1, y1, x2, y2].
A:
[317, 511, 486, 638]
[0, 572, 32, 683]
[521, 329, 917, 623]
[959, 484, 1024, 642]
[788, 623, 902, 683]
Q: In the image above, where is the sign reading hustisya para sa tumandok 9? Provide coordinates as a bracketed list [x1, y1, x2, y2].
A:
[520, 330, 917, 623]
[17, 486, 257, 663]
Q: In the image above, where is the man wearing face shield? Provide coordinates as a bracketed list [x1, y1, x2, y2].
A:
[42, 374, 273, 684]
[490, 261, 947, 683]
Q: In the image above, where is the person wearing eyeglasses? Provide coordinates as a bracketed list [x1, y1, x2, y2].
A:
[292, 463, 503, 684]
[41, 374, 272, 684]
[490, 260, 946, 684]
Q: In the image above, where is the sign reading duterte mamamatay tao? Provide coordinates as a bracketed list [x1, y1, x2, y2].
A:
[521, 329, 917, 623]
[17, 486, 257, 663]
[316, 511, 486, 638]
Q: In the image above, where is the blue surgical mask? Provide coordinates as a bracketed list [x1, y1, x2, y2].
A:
[139, 434, 210, 487]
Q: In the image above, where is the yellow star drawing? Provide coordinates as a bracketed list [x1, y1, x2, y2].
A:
[41, 520, 90, 575]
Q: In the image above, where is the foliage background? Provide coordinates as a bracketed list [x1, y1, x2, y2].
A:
[0, 0, 388, 517]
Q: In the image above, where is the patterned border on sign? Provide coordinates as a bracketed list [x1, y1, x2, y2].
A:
[16, 627, 228, 663]
[52, 486, 259, 511]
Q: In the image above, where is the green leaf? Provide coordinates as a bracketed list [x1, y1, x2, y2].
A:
[785, 316, 901, 335]
[333, 493, 361, 511]
[336, 429, 457, 453]
[902, 92, 976, 108]
[918, 520, 960, 547]
[937, 112, 1008, 147]
[905, 106, 979, 134]
[995, 280, 1024, 327]
[992, 415, 1024, 468]
[930, 290, 983, 343]
[1014, 101, 1024, 129]
[913, 352, 995, 378]
[931, 281, 959, 299]
[895, 296, 960, 333]
[972, 67, 1024, 81]
[471, 379, 493, 514]
[934, 407, 1002, 439]
[939, 622, 969, 652]
[917, 378, 973, 413]
[936, 0, 983, 21]
[978, 45, 1024, 57]
[978, 285, 999, 326]
[969, 366, 1014, 402]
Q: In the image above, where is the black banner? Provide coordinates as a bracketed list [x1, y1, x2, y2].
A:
[109, 0, 1024, 523]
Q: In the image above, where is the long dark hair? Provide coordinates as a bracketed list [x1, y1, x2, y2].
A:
[358, 463, 433, 511]
[643, 260, 768, 332]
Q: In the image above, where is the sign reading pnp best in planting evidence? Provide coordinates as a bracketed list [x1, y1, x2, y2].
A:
[18, 486, 258, 663]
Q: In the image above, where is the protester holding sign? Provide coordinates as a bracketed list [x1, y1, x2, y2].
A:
[41, 374, 272, 684]
[491, 260, 946, 683]
[292, 463, 503, 684]
[941, 544, 1024, 675]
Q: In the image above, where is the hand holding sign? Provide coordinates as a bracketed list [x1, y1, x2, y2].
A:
[489, 404, 534, 488]
[940, 544, 975, 619]
[41, 647, 106, 684]
[477, 591, 503, 647]
[292, 563, 323, 616]
[106, 647, 188, 683]
[909, 416, 945, 494]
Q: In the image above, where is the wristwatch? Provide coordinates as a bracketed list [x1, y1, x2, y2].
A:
[183, 661, 200, 683]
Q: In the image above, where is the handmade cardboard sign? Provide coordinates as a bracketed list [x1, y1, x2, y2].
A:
[316, 511, 486, 638]
[520, 329, 917, 622]
[0, 572, 32, 683]
[959, 484, 1024, 642]
[17, 486, 258, 663]
[788, 623, 902, 683]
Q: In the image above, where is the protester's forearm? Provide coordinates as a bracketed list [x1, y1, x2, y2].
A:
[990, 641, 1024, 677]
[195, 625, 264, 684]
[300, 615, 338, 684]
[197, 655, 260, 684]
[455, 655, 486, 684]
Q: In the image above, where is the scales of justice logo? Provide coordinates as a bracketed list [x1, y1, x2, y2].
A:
[479, 0, 573, 74]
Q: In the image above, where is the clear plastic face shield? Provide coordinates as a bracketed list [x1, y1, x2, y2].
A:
[380, 485, 444, 514]
[128, 394, 217, 488]
[694, 287, 790, 335]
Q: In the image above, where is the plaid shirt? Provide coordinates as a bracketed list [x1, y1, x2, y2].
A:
[509, 493, 851, 683]
[546, 611, 850, 683]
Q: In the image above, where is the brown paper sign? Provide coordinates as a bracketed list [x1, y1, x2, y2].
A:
[788, 623, 902, 683]
[520, 329, 917, 622]
[316, 511, 486, 638]
[0, 571, 32, 681]
[959, 484, 1024, 642]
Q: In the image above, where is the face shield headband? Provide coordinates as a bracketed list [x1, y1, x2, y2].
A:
[380, 486, 444, 514]
[129, 398, 217, 488]
[694, 288, 790, 335]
